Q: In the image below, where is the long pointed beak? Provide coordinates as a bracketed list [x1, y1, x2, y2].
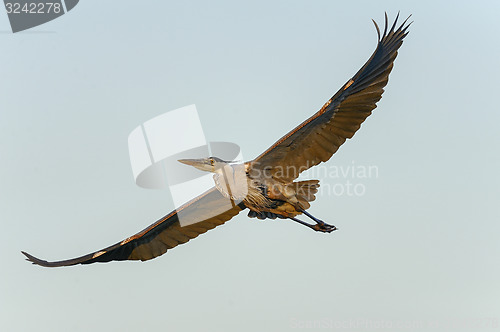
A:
[177, 158, 214, 172]
[177, 158, 204, 167]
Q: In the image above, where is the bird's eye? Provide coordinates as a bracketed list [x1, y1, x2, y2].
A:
[210, 159, 214, 165]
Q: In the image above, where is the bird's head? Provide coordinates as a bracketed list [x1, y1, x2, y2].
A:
[177, 157, 229, 173]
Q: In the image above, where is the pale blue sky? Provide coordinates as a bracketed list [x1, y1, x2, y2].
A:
[1, 1, 499, 332]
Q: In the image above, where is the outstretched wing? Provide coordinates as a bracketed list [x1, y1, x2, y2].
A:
[249, 13, 411, 182]
[22, 187, 245, 267]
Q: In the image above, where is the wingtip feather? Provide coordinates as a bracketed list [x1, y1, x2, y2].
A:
[372, 19, 381, 40]
[21, 250, 71, 268]
[22, 251, 46, 266]
[383, 12, 389, 38]
[390, 12, 400, 33]
[399, 14, 413, 32]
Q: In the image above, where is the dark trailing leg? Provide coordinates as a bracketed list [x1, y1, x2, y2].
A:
[290, 210, 337, 233]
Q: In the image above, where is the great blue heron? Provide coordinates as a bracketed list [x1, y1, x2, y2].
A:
[22, 13, 411, 267]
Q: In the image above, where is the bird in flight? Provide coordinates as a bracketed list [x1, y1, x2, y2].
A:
[23, 13, 411, 267]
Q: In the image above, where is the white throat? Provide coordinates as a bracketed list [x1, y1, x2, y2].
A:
[213, 163, 248, 201]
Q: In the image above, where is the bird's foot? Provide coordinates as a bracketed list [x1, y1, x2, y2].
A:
[312, 221, 337, 233]
[290, 215, 337, 233]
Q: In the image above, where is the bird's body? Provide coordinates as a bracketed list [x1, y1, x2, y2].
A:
[23, 13, 411, 267]
[182, 157, 323, 223]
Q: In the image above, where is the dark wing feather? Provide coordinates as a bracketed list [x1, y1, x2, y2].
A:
[22, 187, 245, 267]
[249, 13, 411, 182]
